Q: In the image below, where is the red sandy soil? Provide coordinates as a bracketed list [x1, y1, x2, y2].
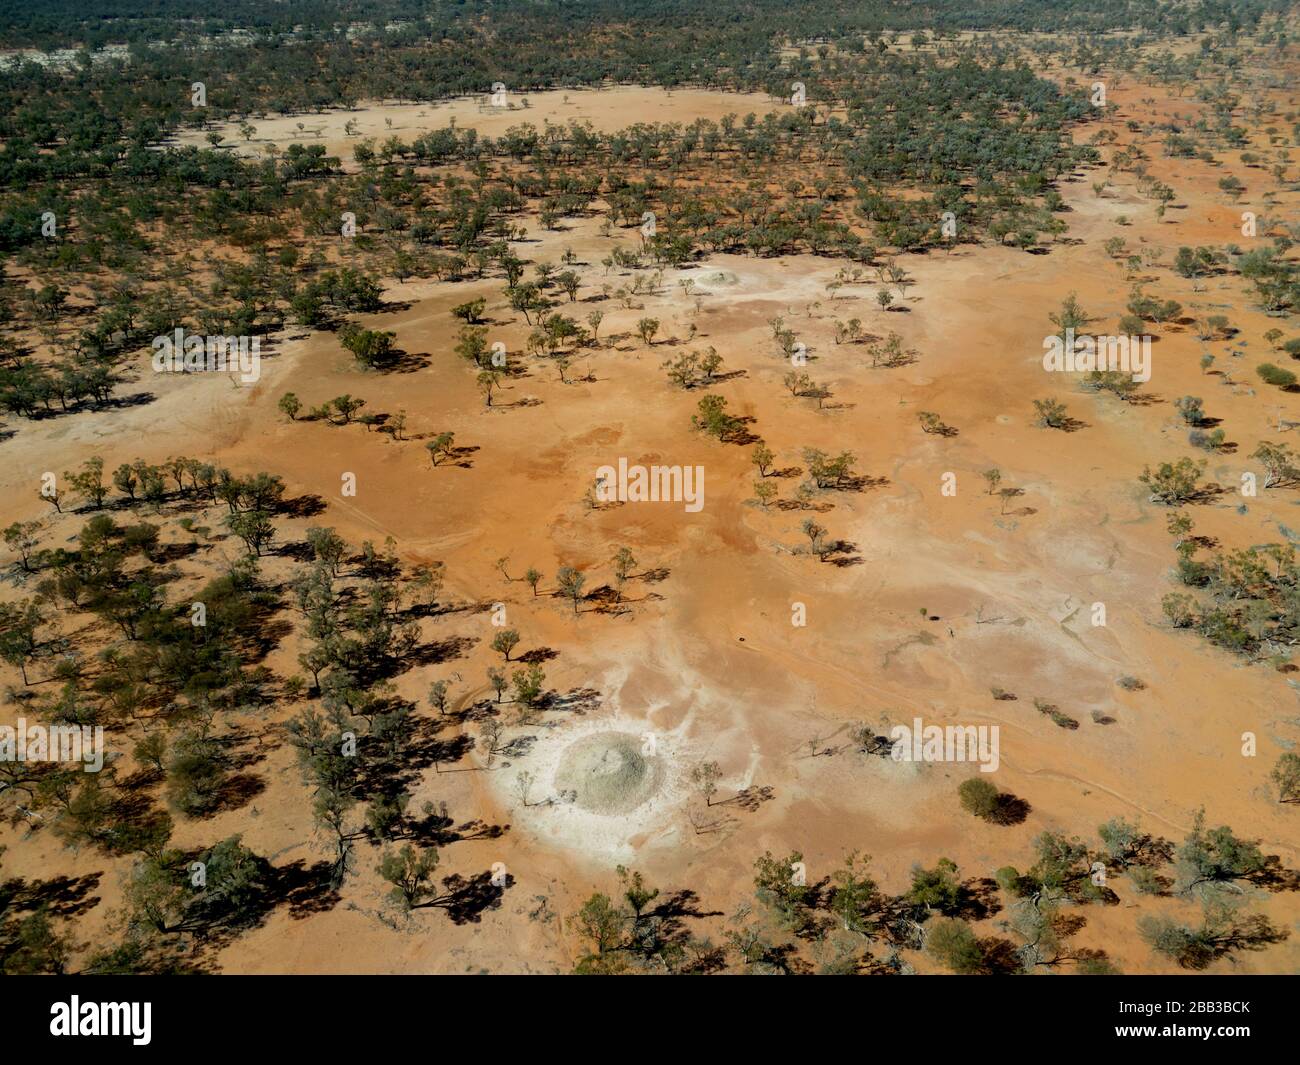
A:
[3, 72, 1298, 974]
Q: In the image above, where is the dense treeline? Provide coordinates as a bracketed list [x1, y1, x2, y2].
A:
[567, 808, 1291, 974]
[0, 25, 1110, 430]
[0, 0, 1291, 139]
[0, 458, 466, 971]
[0, 0, 1290, 51]
[1, 0, 1298, 976]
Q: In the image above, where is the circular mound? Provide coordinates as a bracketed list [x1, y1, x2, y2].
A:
[554, 731, 663, 816]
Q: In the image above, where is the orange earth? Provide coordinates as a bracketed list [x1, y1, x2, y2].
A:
[3, 73, 1298, 974]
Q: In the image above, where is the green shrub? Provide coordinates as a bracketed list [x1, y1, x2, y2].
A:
[958, 777, 999, 819]
[1257, 362, 1296, 388]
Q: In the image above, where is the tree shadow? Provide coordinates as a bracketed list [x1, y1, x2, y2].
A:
[720, 784, 775, 812]
[403, 806, 510, 847]
[426, 869, 513, 924]
[3, 871, 103, 919]
[1246, 856, 1300, 894]
[1046, 416, 1089, 433]
[409, 726, 475, 772]
[279, 494, 328, 518]
[988, 792, 1031, 825]
[973, 935, 1024, 973]
[208, 772, 266, 816]
[1176, 914, 1291, 970]
[822, 540, 865, 567]
[275, 858, 342, 919]
[517, 645, 559, 664]
[410, 634, 478, 667]
[376, 349, 432, 373]
[543, 686, 601, 716]
[719, 418, 761, 447]
[952, 877, 1003, 921]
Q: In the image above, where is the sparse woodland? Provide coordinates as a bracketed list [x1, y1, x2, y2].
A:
[1, 0, 1299, 976]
